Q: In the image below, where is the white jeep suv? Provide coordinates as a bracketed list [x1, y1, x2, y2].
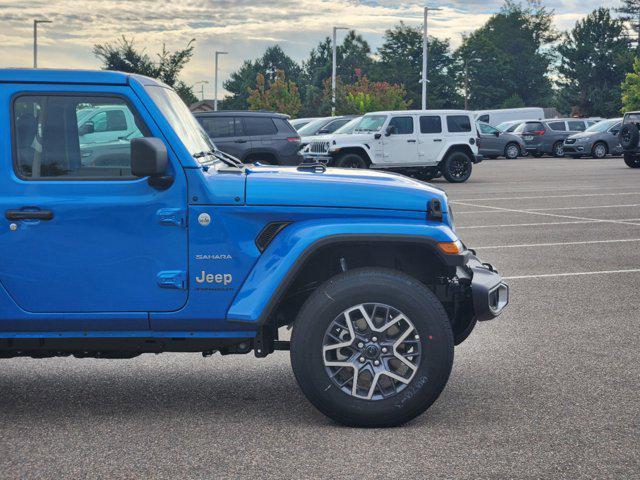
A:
[301, 110, 482, 183]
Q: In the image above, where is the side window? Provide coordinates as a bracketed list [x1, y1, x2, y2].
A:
[200, 116, 236, 138]
[568, 121, 586, 132]
[243, 117, 277, 136]
[323, 118, 350, 133]
[420, 116, 442, 134]
[548, 121, 566, 131]
[478, 114, 490, 123]
[388, 116, 414, 134]
[610, 122, 621, 134]
[13, 95, 148, 180]
[446, 115, 471, 133]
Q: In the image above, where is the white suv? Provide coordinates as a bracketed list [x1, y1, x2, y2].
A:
[301, 110, 482, 183]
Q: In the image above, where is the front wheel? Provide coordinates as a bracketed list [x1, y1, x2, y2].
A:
[624, 153, 640, 168]
[591, 142, 607, 159]
[552, 141, 565, 157]
[335, 152, 368, 169]
[442, 151, 472, 183]
[290, 268, 454, 428]
[504, 143, 520, 159]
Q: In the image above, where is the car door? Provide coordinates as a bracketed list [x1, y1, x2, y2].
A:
[607, 122, 622, 153]
[1, 88, 188, 316]
[241, 116, 279, 161]
[477, 123, 501, 156]
[198, 116, 247, 160]
[417, 115, 445, 165]
[381, 115, 418, 165]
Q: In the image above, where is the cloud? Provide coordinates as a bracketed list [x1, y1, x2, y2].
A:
[0, 0, 616, 98]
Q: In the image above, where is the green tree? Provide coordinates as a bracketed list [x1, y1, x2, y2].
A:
[455, 0, 557, 110]
[621, 59, 640, 111]
[325, 74, 410, 115]
[557, 8, 633, 117]
[93, 36, 197, 105]
[247, 70, 302, 116]
[617, 0, 640, 54]
[223, 45, 302, 110]
[375, 23, 462, 109]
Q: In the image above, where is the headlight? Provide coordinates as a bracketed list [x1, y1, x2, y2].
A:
[577, 137, 592, 143]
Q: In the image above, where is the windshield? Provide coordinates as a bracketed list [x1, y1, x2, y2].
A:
[354, 115, 387, 133]
[496, 121, 515, 132]
[297, 118, 330, 136]
[145, 85, 215, 161]
[585, 119, 619, 132]
[335, 117, 362, 134]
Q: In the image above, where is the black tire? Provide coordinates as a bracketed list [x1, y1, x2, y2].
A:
[620, 124, 639, 150]
[335, 152, 368, 169]
[290, 268, 454, 428]
[591, 142, 608, 159]
[624, 153, 640, 168]
[441, 151, 472, 183]
[552, 141, 565, 157]
[504, 143, 520, 159]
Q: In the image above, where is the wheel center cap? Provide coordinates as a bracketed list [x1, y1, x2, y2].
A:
[364, 344, 380, 359]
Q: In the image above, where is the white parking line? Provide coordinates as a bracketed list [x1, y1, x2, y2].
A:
[456, 204, 640, 214]
[457, 219, 640, 230]
[454, 192, 640, 202]
[452, 201, 640, 227]
[476, 238, 640, 249]
[505, 269, 640, 280]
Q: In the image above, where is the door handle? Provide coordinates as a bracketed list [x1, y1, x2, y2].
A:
[407, 139, 417, 143]
[234, 139, 248, 143]
[433, 139, 443, 142]
[6, 209, 54, 221]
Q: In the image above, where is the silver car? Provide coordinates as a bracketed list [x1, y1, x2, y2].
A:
[477, 122, 526, 159]
[563, 118, 623, 159]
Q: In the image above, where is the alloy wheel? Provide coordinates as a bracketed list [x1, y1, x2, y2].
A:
[322, 303, 421, 400]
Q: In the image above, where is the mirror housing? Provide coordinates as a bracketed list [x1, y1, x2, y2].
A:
[611, 129, 620, 136]
[385, 125, 397, 136]
[131, 138, 171, 189]
[493, 131, 500, 137]
[79, 122, 94, 136]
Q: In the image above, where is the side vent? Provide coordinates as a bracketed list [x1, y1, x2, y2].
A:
[255, 222, 291, 252]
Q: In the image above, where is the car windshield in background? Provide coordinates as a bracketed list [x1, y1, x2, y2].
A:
[624, 113, 640, 124]
[495, 122, 512, 132]
[335, 117, 362, 134]
[585, 119, 617, 133]
[354, 115, 386, 133]
[297, 118, 329, 136]
[145, 85, 215, 162]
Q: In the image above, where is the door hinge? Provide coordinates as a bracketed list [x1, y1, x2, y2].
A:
[157, 271, 187, 290]
[157, 208, 186, 227]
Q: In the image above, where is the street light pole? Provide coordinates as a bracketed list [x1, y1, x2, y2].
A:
[33, 19, 52, 68]
[214, 51, 228, 111]
[421, 6, 441, 110]
[193, 80, 209, 101]
[332, 26, 348, 117]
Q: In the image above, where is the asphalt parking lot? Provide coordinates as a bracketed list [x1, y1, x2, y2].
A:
[1, 156, 639, 479]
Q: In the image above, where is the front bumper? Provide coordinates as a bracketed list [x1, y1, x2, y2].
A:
[464, 253, 509, 321]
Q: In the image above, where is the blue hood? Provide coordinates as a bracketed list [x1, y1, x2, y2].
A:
[244, 166, 446, 212]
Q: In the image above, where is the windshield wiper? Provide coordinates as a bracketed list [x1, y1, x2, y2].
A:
[194, 150, 244, 169]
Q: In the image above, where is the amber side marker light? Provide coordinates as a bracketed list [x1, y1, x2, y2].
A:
[437, 240, 463, 255]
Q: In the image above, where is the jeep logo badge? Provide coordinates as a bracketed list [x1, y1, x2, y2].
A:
[198, 213, 211, 227]
[195, 271, 232, 285]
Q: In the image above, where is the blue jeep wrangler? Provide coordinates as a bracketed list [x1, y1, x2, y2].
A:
[0, 69, 508, 427]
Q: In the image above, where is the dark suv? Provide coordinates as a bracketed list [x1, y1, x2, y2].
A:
[195, 111, 302, 165]
[619, 112, 640, 168]
[514, 119, 592, 157]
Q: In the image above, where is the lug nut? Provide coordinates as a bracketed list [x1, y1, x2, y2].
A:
[381, 347, 388, 353]
[359, 357, 365, 363]
[357, 342, 364, 348]
[374, 360, 380, 366]
[414, 335, 420, 340]
[372, 336, 378, 342]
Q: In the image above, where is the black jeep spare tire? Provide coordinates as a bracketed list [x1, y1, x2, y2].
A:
[290, 267, 454, 428]
[624, 153, 640, 168]
[620, 124, 640, 150]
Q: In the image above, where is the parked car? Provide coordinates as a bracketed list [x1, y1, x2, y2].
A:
[514, 118, 594, 157]
[290, 117, 321, 131]
[495, 120, 535, 133]
[195, 111, 301, 165]
[617, 112, 640, 168]
[1, 68, 508, 428]
[477, 122, 525, 159]
[302, 110, 482, 183]
[563, 118, 622, 159]
[298, 115, 357, 146]
[474, 107, 544, 125]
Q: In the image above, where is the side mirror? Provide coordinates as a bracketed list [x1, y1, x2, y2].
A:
[385, 125, 397, 136]
[317, 128, 330, 134]
[493, 131, 500, 137]
[131, 137, 172, 188]
[611, 130, 620, 136]
[79, 122, 94, 136]
[374, 133, 382, 140]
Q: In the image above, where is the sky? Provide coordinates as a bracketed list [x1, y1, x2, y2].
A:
[0, 0, 619, 99]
